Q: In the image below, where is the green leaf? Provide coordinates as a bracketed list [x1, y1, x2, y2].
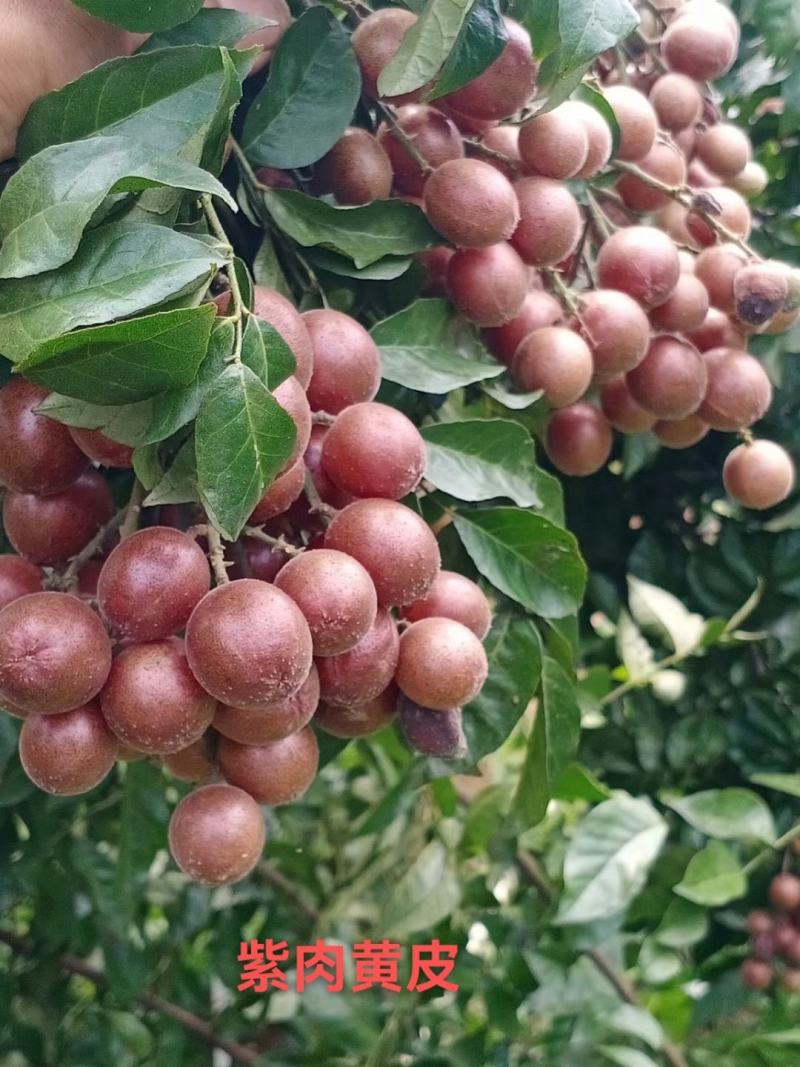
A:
[19, 306, 216, 405]
[600, 1048, 660, 1067]
[307, 248, 413, 281]
[454, 507, 586, 619]
[241, 316, 296, 390]
[253, 234, 292, 297]
[654, 898, 709, 949]
[196, 363, 296, 540]
[667, 789, 776, 844]
[556, 795, 668, 925]
[18, 46, 251, 168]
[750, 774, 800, 799]
[429, 0, 507, 99]
[262, 188, 440, 269]
[0, 136, 235, 278]
[372, 298, 502, 392]
[483, 377, 545, 410]
[378, 0, 472, 98]
[382, 841, 460, 938]
[627, 576, 706, 656]
[516, 653, 581, 826]
[71, 0, 204, 32]
[552, 763, 611, 803]
[555, 0, 639, 76]
[0, 223, 227, 361]
[242, 8, 361, 168]
[674, 841, 746, 907]
[616, 609, 655, 683]
[144, 437, 199, 506]
[139, 8, 267, 51]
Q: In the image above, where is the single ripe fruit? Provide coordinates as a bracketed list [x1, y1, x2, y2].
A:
[316, 608, 400, 706]
[402, 571, 492, 640]
[351, 8, 419, 102]
[627, 336, 707, 420]
[512, 326, 593, 409]
[723, 440, 795, 510]
[98, 526, 210, 643]
[654, 414, 709, 448]
[101, 639, 217, 755]
[0, 555, 42, 612]
[483, 290, 563, 366]
[616, 140, 687, 213]
[699, 348, 772, 430]
[695, 122, 751, 180]
[274, 549, 377, 657]
[315, 684, 397, 738]
[68, 427, 133, 468]
[649, 72, 703, 131]
[688, 308, 746, 352]
[601, 377, 657, 434]
[218, 726, 319, 806]
[395, 617, 488, 712]
[518, 106, 589, 180]
[605, 85, 657, 162]
[249, 456, 305, 523]
[398, 697, 466, 759]
[185, 580, 313, 709]
[303, 309, 381, 414]
[0, 378, 88, 495]
[733, 263, 790, 327]
[441, 17, 536, 122]
[0, 592, 112, 715]
[446, 243, 529, 327]
[379, 105, 464, 196]
[321, 402, 426, 500]
[303, 425, 355, 510]
[770, 873, 800, 911]
[325, 499, 440, 607]
[315, 128, 393, 205]
[252, 286, 314, 390]
[576, 290, 651, 380]
[215, 665, 319, 745]
[510, 177, 582, 268]
[661, 9, 738, 81]
[695, 243, 749, 312]
[19, 700, 117, 795]
[563, 101, 612, 178]
[546, 404, 613, 477]
[597, 227, 681, 309]
[650, 273, 710, 333]
[162, 738, 215, 784]
[273, 375, 311, 465]
[741, 958, 774, 991]
[423, 158, 520, 248]
[168, 783, 265, 886]
[3, 469, 113, 566]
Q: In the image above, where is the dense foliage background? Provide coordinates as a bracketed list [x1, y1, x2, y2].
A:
[1, 1, 800, 1065]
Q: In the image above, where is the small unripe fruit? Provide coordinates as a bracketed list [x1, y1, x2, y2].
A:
[315, 684, 397, 738]
[597, 227, 681, 309]
[395, 617, 488, 712]
[627, 336, 707, 420]
[19, 700, 117, 795]
[518, 106, 589, 179]
[695, 243, 749, 312]
[402, 571, 492, 639]
[68, 427, 133, 468]
[379, 105, 463, 197]
[0, 592, 112, 715]
[662, 11, 738, 81]
[0, 556, 42, 612]
[168, 783, 265, 885]
[577, 289, 651, 380]
[695, 122, 752, 180]
[654, 414, 709, 448]
[398, 697, 467, 759]
[351, 8, 419, 102]
[511, 177, 582, 268]
[0, 379, 88, 495]
[446, 243, 529, 327]
[483, 290, 563, 366]
[699, 348, 772, 430]
[252, 286, 314, 390]
[423, 158, 520, 248]
[733, 263, 790, 327]
[218, 725, 319, 806]
[616, 141, 687, 213]
[650, 273, 710, 333]
[315, 128, 393, 206]
[214, 664, 319, 745]
[546, 404, 613, 476]
[98, 526, 210, 643]
[316, 608, 400, 706]
[512, 326, 593, 408]
[741, 958, 773, 991]
[605, 85, 657, 162]
[441, 18, 536, 122]
[649, 72, 703, 131]
[601, 376, 657, 434]
[321, 402, 426, 500]
[723, 441, 795, 510]
[303, 309, 381, 415]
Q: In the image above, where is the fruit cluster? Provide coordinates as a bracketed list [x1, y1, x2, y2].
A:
[0, 286, 494, 885]
[742, 873, 800, 993]
[268, 0, 796, 507]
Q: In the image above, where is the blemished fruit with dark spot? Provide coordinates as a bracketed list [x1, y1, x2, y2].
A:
[695, 244, 749, 312]
[185, 580, 313, 709]
[686, 187, 751, 248]
[321, 402, 426, 500]
[402, 571, 492, 639]
[98, 526, 210, 643]
[398, 697, 467, 758]
[423, 158, 520, 248]
[446, 243, 529, 327]
[214, 664, 320, 745]
[733, 263, 789, 327]
[395, 617, 488, 712]
[316, 608, 400, 706]
[303, 309, 381, 414]
[168, 783, 266, 885]
[218, 725, 319, 806]
[0, 378, 88, 495]
[315, 684, 398, 738]
[723, 441, 795, 510]
[0, 592, 112, 715]
[545, 404, 613, 477]
[19, 700, 117, 795]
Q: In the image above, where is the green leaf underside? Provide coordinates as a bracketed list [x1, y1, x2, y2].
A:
[454, 507, 586, 619]
[674, 840, 746, 906]
[428, 0, 507, 100]
[382, 841, 460, 938]
[667, 789, 775, 844]
[196, 363, 296, 540]
[371, 298, 502, 392]
[0, 136, 234, 279]
[241, 315, 297, 390]
[19, 305, 216, 405]
[262, 188, 440, 269]
[242, 8, 361, 168]
[71, 0, 204, 33]
[421, 418, 542, 507]
[0, 223, 228, 362]
[379, 0, 472, 98]
[144, 437, 199, 506]
[138, 9, 267, 52]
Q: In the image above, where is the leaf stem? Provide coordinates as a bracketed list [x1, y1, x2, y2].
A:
[205, 524, 230, 585]
[374, 101, 433, 177]
[48, 507, 127, 592]
[242, 526, 305, 556]
[201, 194, 245, 364]
[463, 137, 521, 173]
[119, 479, 144, 541]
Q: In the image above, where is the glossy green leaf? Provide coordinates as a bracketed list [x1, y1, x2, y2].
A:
[196, 363, 296, 540]
[378, 0, 472, 98]
[307, 248, 413, 281]
[421, 419, 543, 507]
[750, 773, 800, 798]
[667, 789, 775, 844]
[262, 188, 440, 269]
[241, 315, 296, 390]
[454, 507, 586, 619]
[654, 898, 709, 949]
[556, 795, 668, 924]
[0, 223, 226, 362]
[429, 0, 507, 99]
[71, 0, 204, 32]
[600, 1048, 660, 1067]
[674, 841, 746, 907]
[0, 136, 234, 279]
[242, 8, 361, 168]
[138, 8, 266, 51]
[556, 0, 639, 76]
[372, 299, 502, 392]
[382, 841, 460, 938]
[144, 438, 199, 506]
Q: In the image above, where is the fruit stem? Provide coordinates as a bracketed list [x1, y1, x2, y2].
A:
[463, 137, 521, 174]
[744, 822, 800, 876]
[201, 194, 246, 363]
[48, 506, 128, 592]
[242, 526, 305, 557]
[375, 101, 433, 177]
[205, 524, 231, 585]
[542, 267, 583, 318]
[119, 479, 144, 541]
[303, 472, 338, 523]
[311, 410, 336, 426]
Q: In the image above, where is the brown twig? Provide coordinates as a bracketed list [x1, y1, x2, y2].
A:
[0, 930, 260, 1065]
[119, 479, 145, 541]
[303, 472, 337, 523]
[205, 524, 230, 585]
[242, 526, 305, 557]
[464, 137, 521, 174]
[375, 101, 433, 177]
[47, 506, 128, 592]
